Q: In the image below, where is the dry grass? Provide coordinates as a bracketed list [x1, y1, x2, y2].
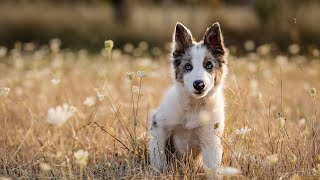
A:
[0, 42, 320, 179]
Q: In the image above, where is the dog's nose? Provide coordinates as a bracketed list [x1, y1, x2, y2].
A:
[193, 80, 205, 91]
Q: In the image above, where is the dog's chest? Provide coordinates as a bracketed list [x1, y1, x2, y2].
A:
[182, 109, 202, 129]
[171, 125, 201, 154]
[180, 100, 211, 129]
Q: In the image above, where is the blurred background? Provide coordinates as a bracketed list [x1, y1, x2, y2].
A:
[0, 0, 319, 54]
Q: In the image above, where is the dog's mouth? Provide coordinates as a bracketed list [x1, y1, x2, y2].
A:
[192, 90, 206, 98]
[194, 91, 203, 95]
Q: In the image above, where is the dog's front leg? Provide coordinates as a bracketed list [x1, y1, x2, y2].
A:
[200, 128, 223, 179]
[149, 120, 168, 171]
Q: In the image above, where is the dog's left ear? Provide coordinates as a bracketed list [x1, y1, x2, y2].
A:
[203, 22, 225, 56]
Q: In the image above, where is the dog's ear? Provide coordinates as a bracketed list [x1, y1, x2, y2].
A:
[203, 22, 225, 56]
[172, 22, 193, 55]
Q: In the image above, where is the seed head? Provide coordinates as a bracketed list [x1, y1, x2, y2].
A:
[278, 117, 286, 128]
[309, 88, 316, 97]
[0, 87, 10, 97]
[104, 40, 114, 50]
[74, 149, 89, 167]
[235, 126, 252, 135]
[127, 72, 135, 80]
[290, 154, 297, 164]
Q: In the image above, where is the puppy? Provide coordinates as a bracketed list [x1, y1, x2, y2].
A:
[149, 22, 227, 178]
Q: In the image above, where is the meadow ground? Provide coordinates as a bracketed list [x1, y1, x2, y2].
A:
[0, 41, 320, 179]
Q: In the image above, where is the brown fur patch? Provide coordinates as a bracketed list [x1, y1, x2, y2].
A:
[172, 51, 192, 84]
[202, 50, 226, 86]
[214, 66, 224, 86]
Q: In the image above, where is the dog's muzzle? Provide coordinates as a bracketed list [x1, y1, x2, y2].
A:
[193, 80, 205, 92]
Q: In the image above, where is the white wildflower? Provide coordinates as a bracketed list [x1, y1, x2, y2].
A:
[47, 103, 74, 126]
[40, 163, 51, 171]
[151, 47, 162, 56]
[51, 78, 61, 85]
[288, 44, 300, 55]
[257, 44, 271, 56]
[50, 38, 61, 53]
[137, 71, 146, 78]
[74, 149, 89, 166]
[83, 96, 96, 107]
[276, 55, 288, 65]
[312, 49, 320, 57]
[235, 126, 252, 135]
[138, 41, 148, 51]
[298, 118, 306, 127]
[123, 43, 134, 53]
[217, 166, 241, 176]
[96, 91, 106, 102]
[244, 40, 255, 51]
[266, 154, 278, 164]
[0, 46, 7, 58]
[0, 87, 10, 97]
[133, 48, 143, 57]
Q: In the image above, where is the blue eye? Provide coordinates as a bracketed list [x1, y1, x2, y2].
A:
[184, 64, 192, 71]
[206, 61, 213, 70]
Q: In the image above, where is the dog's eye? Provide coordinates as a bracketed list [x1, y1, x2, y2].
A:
[184, 64, 193, 71]
[206, 61, 213, 70]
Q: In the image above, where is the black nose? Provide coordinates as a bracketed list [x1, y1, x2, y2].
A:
[193, 80, 205, 91]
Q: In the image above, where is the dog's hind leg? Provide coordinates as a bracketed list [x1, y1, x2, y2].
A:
[149, 114, 167, 171]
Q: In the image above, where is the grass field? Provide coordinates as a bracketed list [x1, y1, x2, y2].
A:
[0, 41, 320, 179]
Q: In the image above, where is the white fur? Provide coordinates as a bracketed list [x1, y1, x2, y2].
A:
[149, 42, 227, 178]
[183, 44, 221, 98]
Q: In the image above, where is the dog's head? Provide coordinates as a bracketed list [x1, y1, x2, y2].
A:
[171, 22, 227, 98]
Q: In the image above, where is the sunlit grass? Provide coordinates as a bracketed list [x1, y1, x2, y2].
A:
[0, 41, 319, 179]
